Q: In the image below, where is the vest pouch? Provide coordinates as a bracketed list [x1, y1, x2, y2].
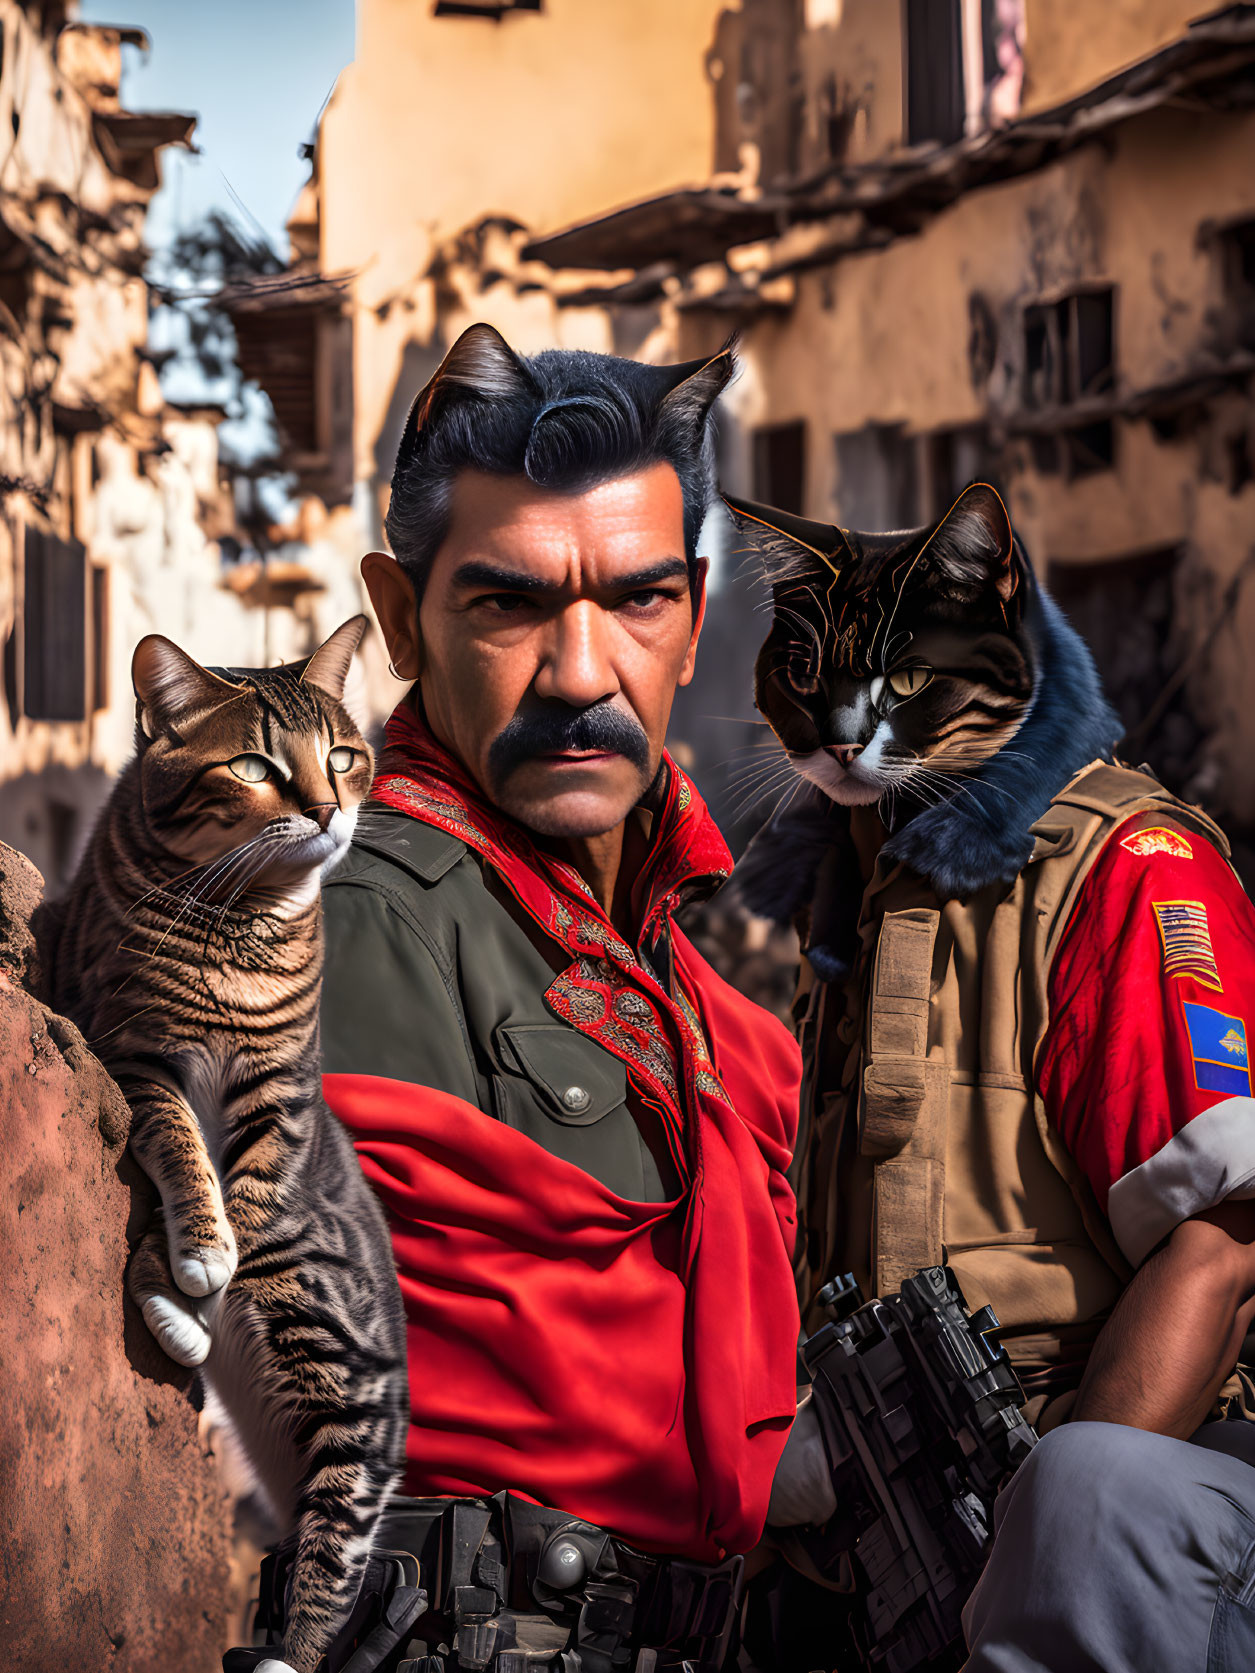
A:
[862, 1057, 928, 1158]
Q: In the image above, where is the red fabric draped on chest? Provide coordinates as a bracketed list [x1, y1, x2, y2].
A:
[324, 705, 802, 1561]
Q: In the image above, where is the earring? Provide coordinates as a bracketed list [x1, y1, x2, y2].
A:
[388, 660, 406, 681]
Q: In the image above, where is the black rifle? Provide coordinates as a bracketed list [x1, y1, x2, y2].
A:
[796, 1265, 1038, 1672]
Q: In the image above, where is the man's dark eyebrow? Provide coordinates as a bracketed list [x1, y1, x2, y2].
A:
[614, 558, 689, 589]
[451, 561, 558, 594]
[450, 557, 689, 594]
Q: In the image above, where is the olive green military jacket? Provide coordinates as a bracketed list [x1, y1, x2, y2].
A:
[320, 807, 677, 1203]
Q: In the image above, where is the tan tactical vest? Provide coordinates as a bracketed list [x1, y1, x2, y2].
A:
[794, 761, 1232, 1427]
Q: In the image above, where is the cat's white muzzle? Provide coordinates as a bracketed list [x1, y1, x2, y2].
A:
[790, 748, 884, 806]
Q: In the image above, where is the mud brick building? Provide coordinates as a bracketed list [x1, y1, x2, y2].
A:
[0, 4, 267, 888]
[234, 1, 1255, 868]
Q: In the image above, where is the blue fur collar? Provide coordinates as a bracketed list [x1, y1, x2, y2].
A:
[881, 588, 1123, 897]
[733, 587, 1124, 926]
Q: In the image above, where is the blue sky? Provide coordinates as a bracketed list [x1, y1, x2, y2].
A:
[80, 0, 356, 257]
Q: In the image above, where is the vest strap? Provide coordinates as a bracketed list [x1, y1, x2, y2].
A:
[860, 908, 949, 1294]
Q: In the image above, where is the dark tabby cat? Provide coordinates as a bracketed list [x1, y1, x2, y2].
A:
[36, 616, 408, 1673]
[725, 481, 1122, 944]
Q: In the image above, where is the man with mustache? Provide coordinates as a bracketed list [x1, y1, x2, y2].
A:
[253, 326, 833, 1673]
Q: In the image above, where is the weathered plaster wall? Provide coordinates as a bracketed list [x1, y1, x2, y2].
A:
[718, 100, 1255, 823]
[1021, 0, 1207, 113]
[319, 0, 726, 490]
[731, 105, 1255, 519]
[792, 0, 905, 171]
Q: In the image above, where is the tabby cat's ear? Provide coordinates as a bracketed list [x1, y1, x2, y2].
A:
[300, 615, 368, 702]
[723, 493, 849, 580]
[132, 636, 241, 736]
[656, 344, 736, 436]
[924, 482, 1017, 603]
[397, 323, 536, 471]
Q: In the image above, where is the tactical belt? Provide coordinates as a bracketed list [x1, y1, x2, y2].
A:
[229, 1492, 745, 1673]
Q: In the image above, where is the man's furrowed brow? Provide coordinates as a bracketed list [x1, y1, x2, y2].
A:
[450, 557, 689, 594]
[451, 561, 558, 595]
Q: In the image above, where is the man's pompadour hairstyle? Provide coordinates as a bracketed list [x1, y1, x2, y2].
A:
[384, 323, 735, 595]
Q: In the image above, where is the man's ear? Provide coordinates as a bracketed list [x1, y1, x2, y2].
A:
[395, 323, 536, 473]
[921, 482, 1017, 604]
[678, 557, 709, 689]
[131, 636, 240, 737]
[361, 552, 422, 680]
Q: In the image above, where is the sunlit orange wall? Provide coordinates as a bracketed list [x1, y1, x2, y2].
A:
[1021, 0, 1210, 113]
[318, 0, 725, 484]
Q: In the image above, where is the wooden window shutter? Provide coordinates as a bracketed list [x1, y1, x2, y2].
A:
[23, 526, 87, 722]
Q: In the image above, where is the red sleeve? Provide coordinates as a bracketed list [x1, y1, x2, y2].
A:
[1039, 814, 1255, 1266]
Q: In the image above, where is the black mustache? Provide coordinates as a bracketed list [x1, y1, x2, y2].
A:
[487, 701, 651, 784]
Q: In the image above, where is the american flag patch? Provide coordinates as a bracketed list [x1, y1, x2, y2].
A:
[1153, 900, 1223, 992]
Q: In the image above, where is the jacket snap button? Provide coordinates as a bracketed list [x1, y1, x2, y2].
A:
[562, 1084, 591, 1113]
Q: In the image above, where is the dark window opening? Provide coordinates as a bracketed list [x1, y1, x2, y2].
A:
[1064, 421, 1115, 476]
[2, 618, 16, 731]
[23, 526, 87, 723]
[1022, 286, 1116, 477]
[833, 423, 920, 530]
[47, 798, 78, 886]
[1226, 430, 1254, 496]
[1074, 290, 1114, 399]
[904, 0, 965, 148]
[922, 425, 996, 520]
[1022, 287, 1115, 408]
[0, 258, 30, 328]
[1217, 217, 1255, 300]
[1047, 546, 1197, 800]
[753, 421, 807, 516]
[1023, 305, 1054, 410]
[90, 564, 108, 713]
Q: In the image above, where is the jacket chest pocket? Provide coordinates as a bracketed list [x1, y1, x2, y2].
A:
[492, 1022, 628, 1130]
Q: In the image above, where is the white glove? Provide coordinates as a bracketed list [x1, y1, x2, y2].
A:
[767, 1388, 838, 1527]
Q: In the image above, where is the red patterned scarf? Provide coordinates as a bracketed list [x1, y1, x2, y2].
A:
[371, 702, 737, 1189]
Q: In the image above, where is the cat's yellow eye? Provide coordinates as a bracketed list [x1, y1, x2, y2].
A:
[888, 666, 933, 698]
[228, 754, 271, 783]
[328, 745, 357, 774]
[787, 665, 821, 697]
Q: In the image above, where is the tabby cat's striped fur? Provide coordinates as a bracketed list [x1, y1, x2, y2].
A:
[36, 617, 407, 1673]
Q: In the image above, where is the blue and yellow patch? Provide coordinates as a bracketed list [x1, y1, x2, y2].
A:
[1182, 1000, 1252, 1097]
[1152, 899, 1223, 992]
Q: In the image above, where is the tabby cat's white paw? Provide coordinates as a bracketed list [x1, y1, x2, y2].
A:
[173, 1247, 234, 1297]
[254, 1660, 298, 1673]
[141, 1294, 212, 1366]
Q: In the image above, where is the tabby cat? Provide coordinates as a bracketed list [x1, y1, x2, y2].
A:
[36, 616, 408, 1673]
[726, 481, 1122, 938]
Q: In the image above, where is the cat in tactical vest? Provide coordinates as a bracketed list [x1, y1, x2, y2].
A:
[725, 481, 1122, 969]
[723, 479, 1242, 1385]
[35, 617, 408, 1673]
